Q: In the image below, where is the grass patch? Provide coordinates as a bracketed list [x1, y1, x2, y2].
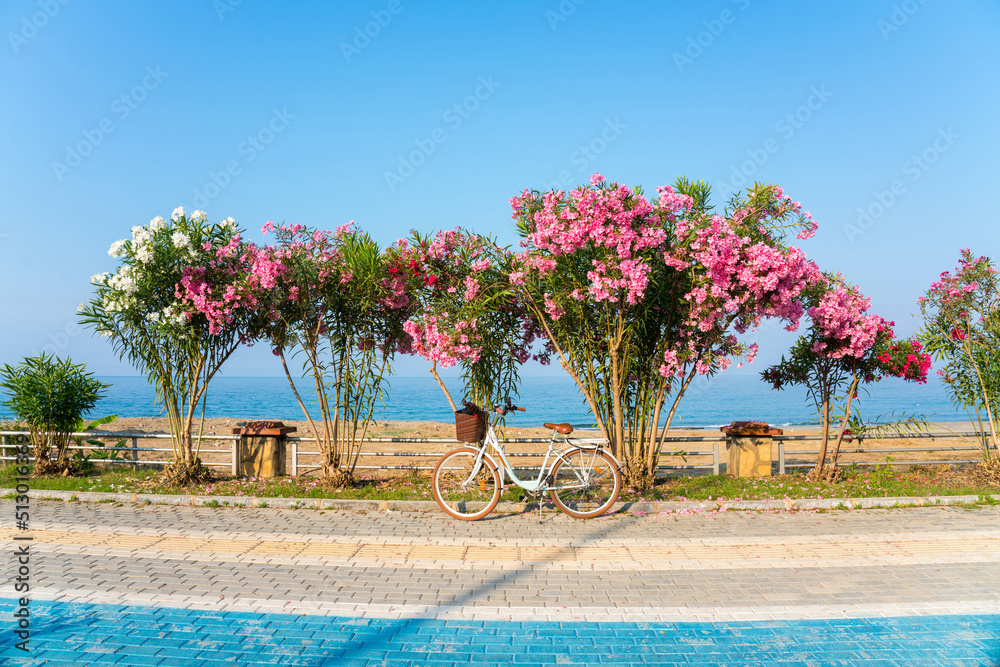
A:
[2, 462, 997, 505]
[630, 463, 999, 502]
[0, 463, 158, 493]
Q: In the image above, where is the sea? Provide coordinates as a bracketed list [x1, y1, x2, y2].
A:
[1, 373, 968, 429]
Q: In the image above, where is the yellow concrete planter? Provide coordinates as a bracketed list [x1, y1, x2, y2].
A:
[720, 421, 783, 478]
[232, 421, 297, 478]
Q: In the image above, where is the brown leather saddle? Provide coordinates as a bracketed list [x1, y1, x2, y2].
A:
[544, 422, 573, 435]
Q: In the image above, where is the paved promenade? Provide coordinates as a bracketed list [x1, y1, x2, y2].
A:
[3, 500, 1000, 665]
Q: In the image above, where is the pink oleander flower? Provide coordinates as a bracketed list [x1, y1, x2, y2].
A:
[807, 281, 882, 359]
[543, 293, 565, 320]
[403, 315, 482, 367]
[463, 275, 480, 300]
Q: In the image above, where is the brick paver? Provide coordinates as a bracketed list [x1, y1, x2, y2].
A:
[2, 500, 1000, 665]
[1, 602, 998, 666]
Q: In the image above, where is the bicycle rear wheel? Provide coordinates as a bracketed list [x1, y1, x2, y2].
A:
[432, 447, 501, 521]
[549, 447, 621, 518]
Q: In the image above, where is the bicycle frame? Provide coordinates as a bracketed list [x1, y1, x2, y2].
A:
[468, 416, 616, 495]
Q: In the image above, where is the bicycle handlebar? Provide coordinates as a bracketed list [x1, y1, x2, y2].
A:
[492, 403, 526, 415]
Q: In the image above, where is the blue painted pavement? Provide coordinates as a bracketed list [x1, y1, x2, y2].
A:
[2, 601, 999, 666]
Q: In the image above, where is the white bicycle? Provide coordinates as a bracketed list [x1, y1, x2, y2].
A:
[432, 401, 622, 520]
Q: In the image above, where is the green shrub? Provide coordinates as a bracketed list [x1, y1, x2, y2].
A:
[0, 354, 108, 475]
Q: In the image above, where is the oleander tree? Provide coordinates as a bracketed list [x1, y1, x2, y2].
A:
[80, 209, 256, 484]
[509, 173, 822, 489]
[392, 228, 539, 415]
[917, 249, 1000, 457]
[192, 221, 414, 485]
[762, 275, 931, 482]
[0, 354, 107, 476]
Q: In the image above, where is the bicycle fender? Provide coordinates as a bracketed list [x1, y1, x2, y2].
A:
[561, 444, 623, 471]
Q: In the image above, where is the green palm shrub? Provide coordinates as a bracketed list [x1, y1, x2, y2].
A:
[0, 354, 108, 475]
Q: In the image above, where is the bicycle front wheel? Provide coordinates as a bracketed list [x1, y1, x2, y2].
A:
[549, 447, 621, 519]
[432, 447, 501, 521]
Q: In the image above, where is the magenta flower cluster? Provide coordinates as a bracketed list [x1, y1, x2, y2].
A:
[391, 228, 539, 370]
[921, 247, 995, 310]
[807, 281, 884, 360]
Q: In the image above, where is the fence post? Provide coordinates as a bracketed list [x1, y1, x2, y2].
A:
[291, 441, 298, 477]
[231, 437, 238, 476]
[131, 437, 138, 464]
[713, 441, 720, 476]
[778, 441, 785, 476]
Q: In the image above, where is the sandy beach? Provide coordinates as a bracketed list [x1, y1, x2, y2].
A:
[89, 416, 979, 441]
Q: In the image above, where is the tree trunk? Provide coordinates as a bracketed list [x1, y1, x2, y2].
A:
[429, 363, 458, 412]
[30, 428, 51, 470]
[823, 376, 860, 483]
[30, 429, 72, 476]
[810, 381, 832, 482]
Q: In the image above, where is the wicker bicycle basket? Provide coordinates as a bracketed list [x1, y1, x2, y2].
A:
[455, 411, 487, 443]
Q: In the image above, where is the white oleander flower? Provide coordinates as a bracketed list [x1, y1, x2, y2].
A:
[131, 228, 153, 250]
[221, 216, 237, 232]
[149, 216, 166, 231]
[160, 305, 187, 327]
[108, 239, 127, 258]
[98, 329, 113, 337]
[108, 266, 138, 294]
[171, 231, 192, 249]
[135, 244, 154, 264]
[191, 210, 208, 222]
[171, 206, 186, 222]
[77, 302, 86, 313]
[90, 273, 109, 285]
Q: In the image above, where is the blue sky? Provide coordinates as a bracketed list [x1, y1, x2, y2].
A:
[2, 0, 998, 378]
